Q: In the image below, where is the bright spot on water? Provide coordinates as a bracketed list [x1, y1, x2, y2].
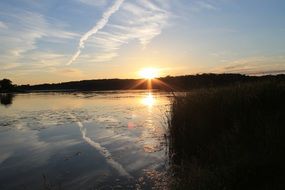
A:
[141, 92, 155, 107]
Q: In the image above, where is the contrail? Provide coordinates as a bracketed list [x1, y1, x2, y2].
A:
[67, 0, 125, 65]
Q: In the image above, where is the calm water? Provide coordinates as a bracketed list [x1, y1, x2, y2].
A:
[0, 91, 171, 189]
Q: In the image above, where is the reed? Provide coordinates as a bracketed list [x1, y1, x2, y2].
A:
[168, 81, 285, 189]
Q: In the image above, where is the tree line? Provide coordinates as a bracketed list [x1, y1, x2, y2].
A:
[1, 73, 285, 92]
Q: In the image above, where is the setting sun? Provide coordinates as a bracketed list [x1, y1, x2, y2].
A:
[139, 68, 159, 80]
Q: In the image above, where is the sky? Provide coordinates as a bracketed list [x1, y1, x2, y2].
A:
[0, 0, 285, 85]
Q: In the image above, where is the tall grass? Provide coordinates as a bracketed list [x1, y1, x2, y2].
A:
[168, 81, 285, 189]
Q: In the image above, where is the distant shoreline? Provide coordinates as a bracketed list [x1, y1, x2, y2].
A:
[1, 73, 285, 93]
[1, 89, 162, 94]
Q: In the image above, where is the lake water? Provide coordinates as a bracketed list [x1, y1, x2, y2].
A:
[0, 91, 171, 189]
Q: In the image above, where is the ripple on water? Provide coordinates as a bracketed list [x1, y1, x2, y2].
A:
[0, 91, 171, 189]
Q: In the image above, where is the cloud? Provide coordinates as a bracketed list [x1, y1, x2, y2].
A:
[0, 12, 44, 56]
[0, 51, 68, 73]
[76, 0, 107, 7]
[67, 50, 82, 66]
[67, 0, 125, 65]
[80, 51, 119, 63]
[57, 68, 84, 78]
[214, 56, 285, 75]
[0, 21, 7, 29]
[0, 11, 78, 72]
[195, 1, 217, 11]
[0, 62, 18, 70]
[79, 0, 124, 48]
[74, 0, 170, 63]
[0, 11, 77, 55]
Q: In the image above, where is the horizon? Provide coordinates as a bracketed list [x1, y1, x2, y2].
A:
[4, 72, 284, 86]
[1, 0, 285, 85]
[3, 71, 285, 86]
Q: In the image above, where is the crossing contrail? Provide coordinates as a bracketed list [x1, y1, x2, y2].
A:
[67, 0, 125, 65]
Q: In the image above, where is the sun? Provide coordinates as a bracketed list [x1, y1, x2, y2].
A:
[139, 68, 159, 80]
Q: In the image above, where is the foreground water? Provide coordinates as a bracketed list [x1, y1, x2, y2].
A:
[0, 90, 171, 189]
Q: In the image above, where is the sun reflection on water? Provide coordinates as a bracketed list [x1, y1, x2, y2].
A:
[139, 92, 163, 153]
[141, 92, 155, 107]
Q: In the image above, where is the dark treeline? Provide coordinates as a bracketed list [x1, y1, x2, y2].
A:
[159, 73, 285, 90]
[2, 73, 285, 92]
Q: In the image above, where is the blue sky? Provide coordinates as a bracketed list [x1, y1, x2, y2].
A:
[0, 0, 285, 84]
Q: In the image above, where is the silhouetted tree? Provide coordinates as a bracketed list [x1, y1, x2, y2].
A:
[0, 79, 13, 92]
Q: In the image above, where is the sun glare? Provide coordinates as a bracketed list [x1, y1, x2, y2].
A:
[139, 68, 159, 80]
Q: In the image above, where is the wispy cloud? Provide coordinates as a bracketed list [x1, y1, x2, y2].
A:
[75, 0, 170, 63]
[172, 0, 218, 22]
[0, 21, 7, 29]
[76, 0, 107, 7]
[57, 68, 84, 78]
[214, 56, 285, 75]
[0, 11, 78, 72]
[1, 51, 68, 72]
[195, 1, 217, 11]
[67, 0, 125, 65]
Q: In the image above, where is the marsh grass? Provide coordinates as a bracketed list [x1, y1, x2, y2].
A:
[168, 81, 285, 189]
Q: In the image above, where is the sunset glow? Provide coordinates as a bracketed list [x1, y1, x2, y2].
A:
[0, 1, 284, 84]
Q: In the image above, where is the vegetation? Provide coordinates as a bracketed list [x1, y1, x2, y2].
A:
[15, 73, 285, 91]
[0, 78, 14, 92]
[168, 81, 285, 189]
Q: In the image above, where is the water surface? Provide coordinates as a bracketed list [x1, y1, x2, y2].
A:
[0, 90, 171, 189]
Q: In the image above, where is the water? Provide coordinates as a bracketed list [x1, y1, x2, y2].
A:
[0, 91, 171, 189]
